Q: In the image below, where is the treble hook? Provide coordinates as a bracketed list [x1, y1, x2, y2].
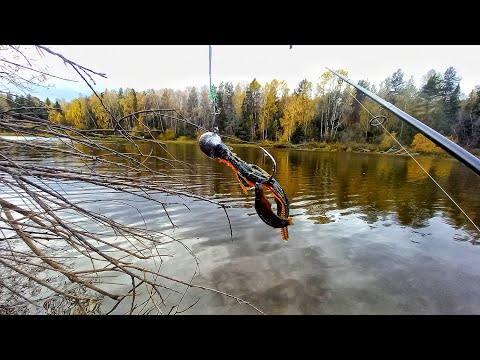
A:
[259, 146, 277, 183]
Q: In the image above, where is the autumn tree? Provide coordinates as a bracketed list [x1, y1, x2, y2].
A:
[231, 82, 247, 139]
[395, 76, 422, 143]
[295, 79, 315, 141]
[259, 79, 279, 140]
[134, 91, 146, 133]
[173, 89, 189, 135]
[275, 80, 289, 141]
[89, 93, 109, 129]
[48, 100, 66, 124]
[198, 85, 214, 131]
[240, 78, 262, 141]
[104, 90, 124, 128]
[141, 89, 161, 131]
[350, 79, 370, 131]
[120, 88, 139, 129]
[9, 62, 477, 149]
[232, 83, 246, 121]
[0, 96, 10, 117]
[187, 87, 198, 121]
[455, 86, 480, 148]
[280, 93, 298, 142]
[159, 88, 178, 133]
[375, 70, 422, 144]
[64, 97, 89, 129]
[315, 69, 351, 140]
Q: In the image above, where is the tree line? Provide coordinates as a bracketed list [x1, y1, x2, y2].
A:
[1, 67, 479, 149]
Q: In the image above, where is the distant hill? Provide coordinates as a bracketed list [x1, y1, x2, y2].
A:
[30, 86, 90, 102]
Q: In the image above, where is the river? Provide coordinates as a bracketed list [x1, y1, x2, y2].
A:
[2, 138, 480, 314]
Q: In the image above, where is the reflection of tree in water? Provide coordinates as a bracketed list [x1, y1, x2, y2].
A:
[303, 204, 335, 224]
[240, 149, 478, 236]
[148, 144, 478, 239]
[395, 203, 435, 229]
[358, 205, 384, 224]
[441, 162, 480, 238]
[3, 136, 478, 314]
[406, 157, 434, 182]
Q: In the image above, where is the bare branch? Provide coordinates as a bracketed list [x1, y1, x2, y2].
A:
[0, 58, 79, 82]
[0, 45, 260, 316]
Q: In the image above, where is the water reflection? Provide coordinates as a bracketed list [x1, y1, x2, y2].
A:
[2, 138, 480, 314]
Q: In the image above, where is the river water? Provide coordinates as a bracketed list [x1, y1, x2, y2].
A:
[2, 138, 480, 314]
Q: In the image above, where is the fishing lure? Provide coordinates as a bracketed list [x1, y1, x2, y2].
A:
[199, 131, 293, 241]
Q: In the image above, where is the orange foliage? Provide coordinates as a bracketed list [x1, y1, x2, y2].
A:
[410, 133, 450, 154]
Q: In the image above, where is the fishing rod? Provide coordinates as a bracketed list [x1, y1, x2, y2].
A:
[326, 67, 480, 177]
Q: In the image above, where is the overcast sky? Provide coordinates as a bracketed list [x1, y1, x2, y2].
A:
[28, 45, 480, 101]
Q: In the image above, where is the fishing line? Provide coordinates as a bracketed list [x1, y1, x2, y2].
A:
[205, 45, 276, 175]
[208, 45, 219, 116]
[345, 85, 480, 233]
[207, 46, 259, 144]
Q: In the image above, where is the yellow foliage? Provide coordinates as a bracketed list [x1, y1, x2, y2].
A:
[195, 131, 206, 140]
[298, 96, 315, 128]
[233, 83, 246, 118]
[89, 94, 109, 129]
[0, 97, 9, 111]
[410, 133, 446, 154]
[431, 158, 454, 178]
[280, 90, 316, 142]
[318, 69, 349, 95]
[259, 80, 278, 139]
[406, 157, 433, 182]
[321, 71, 333, 83]
[64, 99, 88, 129]
[136, 91, 145, 126]
[131, 124, 145, 136]
[157, 129, 176, 141]
[48, 107, 66, 125]
[120, 90, 138, 116]
[379, 131, 398, 150]
[280, 95, 299, 142]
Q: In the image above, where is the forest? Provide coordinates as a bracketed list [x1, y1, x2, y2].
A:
[1, 67, 479, 151]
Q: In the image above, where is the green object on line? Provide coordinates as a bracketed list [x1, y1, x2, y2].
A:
[209, 45, 217, 102]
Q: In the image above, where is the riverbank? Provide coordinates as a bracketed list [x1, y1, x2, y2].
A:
[2, 131, 478, 158]
[162, 138, 480, 159]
